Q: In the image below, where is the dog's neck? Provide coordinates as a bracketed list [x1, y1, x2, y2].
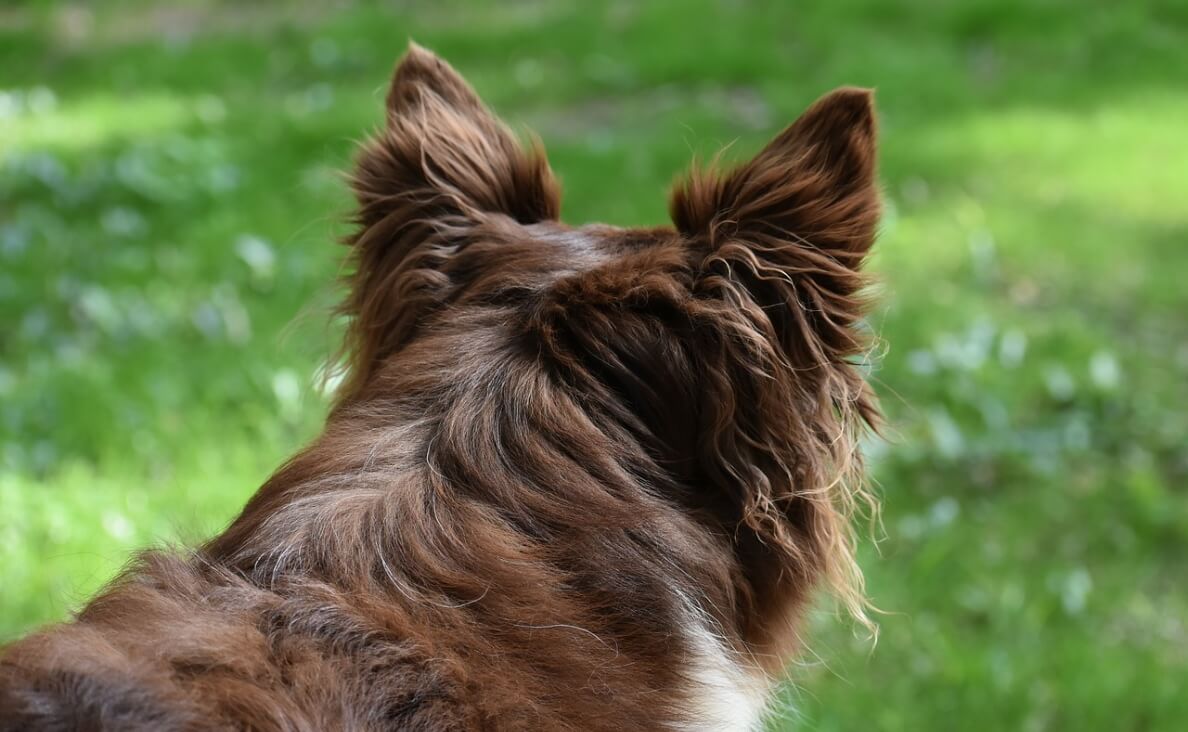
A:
[203, 326, 782, 727]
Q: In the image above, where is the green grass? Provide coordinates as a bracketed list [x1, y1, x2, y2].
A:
[2, 1, 1187, 729]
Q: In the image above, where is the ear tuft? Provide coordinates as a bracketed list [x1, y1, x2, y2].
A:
[385, 41, 486, 115]
[788, 86, 876, 148]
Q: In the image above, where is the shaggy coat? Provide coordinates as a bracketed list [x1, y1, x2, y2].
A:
[0, 44, 881, 731]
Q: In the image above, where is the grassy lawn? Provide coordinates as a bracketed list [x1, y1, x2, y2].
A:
[2, 1, 1186, 729]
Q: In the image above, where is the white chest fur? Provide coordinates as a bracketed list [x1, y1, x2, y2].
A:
[681, 618, 772, 731]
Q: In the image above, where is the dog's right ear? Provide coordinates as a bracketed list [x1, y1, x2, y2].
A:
[666, 90, 881, 623]
[339, 44, 560, 395]
[670, 87, 880, 372]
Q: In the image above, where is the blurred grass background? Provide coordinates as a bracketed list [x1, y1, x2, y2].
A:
[2, 1, 1187, 729]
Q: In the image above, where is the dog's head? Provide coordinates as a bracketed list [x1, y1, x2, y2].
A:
[339, 44, 880, 652]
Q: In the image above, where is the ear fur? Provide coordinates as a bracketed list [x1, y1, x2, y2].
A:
[355, 42, 560, 227]
[339, 44, 559, 395]
[671, 87, 877, 247]
[669, 89, 882, 629]
[670, 86, 880, 372]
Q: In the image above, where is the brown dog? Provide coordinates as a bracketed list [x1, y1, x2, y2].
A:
[0, 44, 881, 731]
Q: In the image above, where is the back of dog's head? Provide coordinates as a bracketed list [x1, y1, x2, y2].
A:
[338, 43, 882, 654]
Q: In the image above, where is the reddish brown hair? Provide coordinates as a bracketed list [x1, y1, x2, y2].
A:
[1, 44, 881, 730]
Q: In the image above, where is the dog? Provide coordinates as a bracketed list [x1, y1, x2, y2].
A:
[0, 44, 881, 731]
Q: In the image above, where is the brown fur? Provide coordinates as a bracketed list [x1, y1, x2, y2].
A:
[0, 44, 881, 731]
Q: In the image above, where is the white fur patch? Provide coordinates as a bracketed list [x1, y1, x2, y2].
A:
[681, 612, 771, 731]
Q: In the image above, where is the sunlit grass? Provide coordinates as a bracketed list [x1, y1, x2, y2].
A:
[908, 92, 1188, 222]
[1, 91, 196, 155]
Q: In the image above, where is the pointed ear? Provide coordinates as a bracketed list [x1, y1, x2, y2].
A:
[668, 91, 880, 624]
[351, 43, 560, 229]
[669, 87, 880, 360]
[671, 87, 878, 254]
[339, 45, 560, 397]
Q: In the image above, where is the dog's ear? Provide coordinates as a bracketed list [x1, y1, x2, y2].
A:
[353, 42, 560, 228]
[668, 89, 881, 621]
[339, 44, 560, 396]
[670, 87, 879, 370]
